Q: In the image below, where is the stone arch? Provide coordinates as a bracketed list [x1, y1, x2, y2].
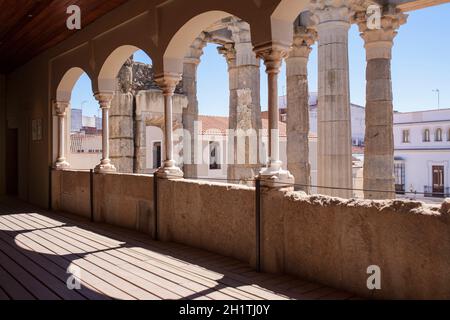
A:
[270, 0, 310, 47]
[97, 45, 153, 93]
[163, 11, 234, 74]
[56, 67, 87, 102]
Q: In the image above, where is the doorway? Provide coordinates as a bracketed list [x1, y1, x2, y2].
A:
[5, 128, 18, 195]
[432, 165, 445, 197]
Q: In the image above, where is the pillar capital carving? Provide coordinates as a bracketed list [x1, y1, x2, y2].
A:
[154, 73, 182, 96]
[357, 6, 408, 60]
[94, 92, 114, 109]
[217, 43, 236, 68]
[54, 101, 70, 116]
[288, 26, 317, 59]
[254, 44, 288, 74]
[309, 0, 372, 27]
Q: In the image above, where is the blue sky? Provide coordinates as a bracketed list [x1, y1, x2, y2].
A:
[72, 3, 450, 117]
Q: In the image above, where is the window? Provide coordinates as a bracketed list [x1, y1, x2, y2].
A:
[448, 129, 450, 141]
[394, 162, 406, 194]
[402, 130, 410, 143]
[435, 128, 443, 142]
[152, 142, 162, 169]
[423, 129, 430, 142]
[209, 142, 221, 170]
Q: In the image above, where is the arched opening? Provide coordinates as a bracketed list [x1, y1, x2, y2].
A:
[65, 72, 101, 170]
[98, 46, 164, 174]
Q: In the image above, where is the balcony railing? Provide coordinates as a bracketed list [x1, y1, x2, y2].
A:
[424, 186, 450, 198]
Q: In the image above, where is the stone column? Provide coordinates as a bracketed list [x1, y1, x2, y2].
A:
[219, 20, 262, 183]
[183, 34, 206, 178]
[286, 23, 317, 193]
[155, 74, 184, 179]
[54, 101, 70, 170]
[310, 0, 355, 198]
[110, 57, 134, 173]
[255, 45, 294, 188]
[94, 93, 116, 173]
[357, 6, 407, 199]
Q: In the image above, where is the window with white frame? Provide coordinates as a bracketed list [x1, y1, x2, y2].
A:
[435, 128, 443, 142]
[423, 129, 431, 142]
[209, 141, 221, 170]
[402, 129, 410, 143]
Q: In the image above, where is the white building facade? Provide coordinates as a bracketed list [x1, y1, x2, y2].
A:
[394, 109, 450, 198]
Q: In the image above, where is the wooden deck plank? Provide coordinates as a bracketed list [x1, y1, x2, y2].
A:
[0, 225, 107, 300]
[0, 264, 35, 300]
[0, 234, 85, 300]
[0, 249, 60, 300]
[7, 216, 167, 300]
[0, 199, 356, 301]
[0, 219, 134, 300]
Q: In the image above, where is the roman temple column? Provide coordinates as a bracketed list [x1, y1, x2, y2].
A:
[94, 93, 116, 173]
[310, 0, 355, 198]
[155, 74, 184, 179]
[286, 21, 317, 193]
[357, 6, 407, 199]
[182, 34, 206, 178]
[255, 44, 294, 188]
[54, 101, 70, 170]
[226, 20, 262, 183]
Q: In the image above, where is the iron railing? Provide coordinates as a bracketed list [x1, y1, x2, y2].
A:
[424, 186, 450, 198]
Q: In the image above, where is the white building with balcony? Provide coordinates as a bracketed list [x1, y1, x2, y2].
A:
[394, 108, 450, 198]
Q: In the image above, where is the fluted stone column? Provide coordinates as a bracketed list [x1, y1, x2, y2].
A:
[219, 20, 262, 184]
[255, 45, 294, 189]
[310, 1, 354, 198]
[155, 74, 184, 179]
[54, 101, 70, 170]
[110, 57, 134, 173]
[94, 93, 116, 173]
[183, 34, 206, 178]
[358, 6, 407, 199]
[286, 24, 317, 193]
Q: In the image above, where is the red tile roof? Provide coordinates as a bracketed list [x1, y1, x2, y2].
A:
[198, 115, 318, 138]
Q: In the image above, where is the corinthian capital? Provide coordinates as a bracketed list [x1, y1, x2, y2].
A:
[217, 43, 236, 68]
[356, 5, 408, 59]
[309, 0, 374, 24]
[154, 73, 182, 96]
[94, 92, 114, 109]
[254, 44, 288, 74]
[288, 25, 318, 59]
[54, 101, 70, 116]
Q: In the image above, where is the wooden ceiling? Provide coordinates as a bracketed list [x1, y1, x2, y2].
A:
[0, 0, 130, 74]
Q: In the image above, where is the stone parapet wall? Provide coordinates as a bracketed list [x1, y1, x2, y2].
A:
[51, 170, 450, 299]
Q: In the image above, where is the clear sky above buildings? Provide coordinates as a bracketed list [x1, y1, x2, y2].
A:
[71, 3, 450, 117]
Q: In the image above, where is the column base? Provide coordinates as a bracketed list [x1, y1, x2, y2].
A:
[156, 160, 184, 179]
[258, 163, 295, 190]
[94, 160, 117, 174]
[156, 166, 184, 179]
[54, 160, 70, 171]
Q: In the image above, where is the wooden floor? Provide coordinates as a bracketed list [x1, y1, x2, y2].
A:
[0, 198, 357, 300]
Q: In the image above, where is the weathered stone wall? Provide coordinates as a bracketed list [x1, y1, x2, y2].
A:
[52, 170, 155, 235]
[158, 179, 256, 265]
[52, 170, 450, 299]
[93, 173, 155, 235]
[51, 170, 91, 219]
[262, 191, 450, 299]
